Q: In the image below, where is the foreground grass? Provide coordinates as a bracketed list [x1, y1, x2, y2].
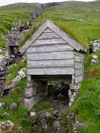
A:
[71, 54, 100, 132]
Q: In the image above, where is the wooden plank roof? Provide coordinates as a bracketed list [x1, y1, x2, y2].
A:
[20, 20, 87, 54]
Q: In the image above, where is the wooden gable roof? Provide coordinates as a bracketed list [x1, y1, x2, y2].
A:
[20, 20, 87, 54]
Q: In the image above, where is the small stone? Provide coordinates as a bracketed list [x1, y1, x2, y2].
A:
[52, 110, 59, 117]
[91, 59, 99, 64]
[30, 112, 37, 125]
[69, 102, 73, 106]
[18, 70, 26, 78]
[92, 55, 98, 59]
[41, 119, 48, 129]
[53, 120, 61, 129]
[0, 102, 4, 107]
[38, 110, 52, 120]
[9, 102, 17, 110]
[70, 98, 75, 103]
[93, 43, 98, 47]
[3, 112, 9, 116]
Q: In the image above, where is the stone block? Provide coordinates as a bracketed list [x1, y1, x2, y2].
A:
[21, 97, 36, 110]
[24, 87, 36, 98]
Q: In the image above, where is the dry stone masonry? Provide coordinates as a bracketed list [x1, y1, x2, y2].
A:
[90, 40, 100, 53]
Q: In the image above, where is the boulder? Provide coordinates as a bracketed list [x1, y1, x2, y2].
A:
[9, 102, 17, 110]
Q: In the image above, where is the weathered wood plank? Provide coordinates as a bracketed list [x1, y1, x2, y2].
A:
[47, 20, 86, 52]
[38, 32, 59, 40]
[27, 67, 74, 75]
[20, 21, 48, 54]
[75, 63, 83, 69]
[27, 44, 73, 53]
[75, 55, 84, 63]
[75, 52, 83, 57]
[32, 38, 66, 46]
[30, 75, 72, 81]
[27, 59, 74, 68]
[44, 28, 53, 33]
[27, 51, 74, 60]
[75, 76, 83, 83]
[20, 20, 86, 54]
[75, 70, 83, 76]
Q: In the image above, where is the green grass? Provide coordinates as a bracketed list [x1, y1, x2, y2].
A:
[0, 36, 6, 48]
[19, 19, 46, 47]
[42, 6, 100, 49]
[0, 1, 100, 132]
[0, 9, 31, 48]
[33, 100, 51, 113]
[70, 53, 100, 132]
[55, 21, 89, 49]
[5, 56, 26, 83]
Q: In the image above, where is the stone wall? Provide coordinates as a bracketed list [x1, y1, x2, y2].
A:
[90, 40, 100, 53]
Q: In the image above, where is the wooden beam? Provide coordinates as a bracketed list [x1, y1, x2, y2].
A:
[27, 44, 73, 53]
[27, 51, 74, 60]
[31, 38, 66, 46]
[27, 59, 74, 68]
[27, 67, 74, 75]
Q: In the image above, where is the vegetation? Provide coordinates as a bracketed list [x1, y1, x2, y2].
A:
[19, 20, 45, 46]
[5, 57, 26, 83]
[0, 5, 33, 48]
[0, 1, 100, 132]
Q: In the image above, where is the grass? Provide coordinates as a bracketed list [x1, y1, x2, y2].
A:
[42, 6, 100, 48]
[70, 53, 100, 132]
[55, 21, 89, 49]
[0, 76, 28, 132]
[0, 9, 31, 48]
[5, 57, 26, 83]
[33, 100, 51, 113]
[0, 36, 6, 48]
[19, 19, 46, 47]
[0, 1, 100, 132]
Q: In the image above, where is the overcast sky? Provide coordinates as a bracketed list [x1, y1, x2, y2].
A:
[0, 0, 96, 7]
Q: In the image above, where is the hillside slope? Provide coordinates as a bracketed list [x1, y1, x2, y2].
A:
[0, 1, 100, 132]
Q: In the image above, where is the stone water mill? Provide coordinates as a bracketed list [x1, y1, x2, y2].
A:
[20, 20, 86, 110]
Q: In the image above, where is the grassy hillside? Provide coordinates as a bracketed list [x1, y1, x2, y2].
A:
[42, 2, 100, 47]
[0, 3, 40, 48]
[19, 1, 100, 49]
[0, 1, 100, 132]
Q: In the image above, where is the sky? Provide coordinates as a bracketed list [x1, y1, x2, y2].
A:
[0, 0, 96, 7]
